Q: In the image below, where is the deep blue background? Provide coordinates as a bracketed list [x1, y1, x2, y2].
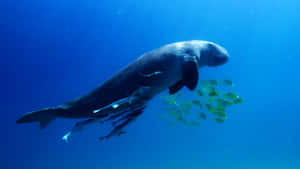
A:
[1, 0, 300, 169]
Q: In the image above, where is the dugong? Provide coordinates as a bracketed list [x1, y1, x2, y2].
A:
[16, 40, 230, 141]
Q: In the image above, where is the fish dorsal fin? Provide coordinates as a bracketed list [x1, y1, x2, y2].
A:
[169, 80, 184, 94]
[182, 57, 199, 90]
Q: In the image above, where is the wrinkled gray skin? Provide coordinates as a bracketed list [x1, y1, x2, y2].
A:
[16, 40, 229, 140]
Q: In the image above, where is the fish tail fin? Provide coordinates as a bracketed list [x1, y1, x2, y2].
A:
[16, 107, 61, 129]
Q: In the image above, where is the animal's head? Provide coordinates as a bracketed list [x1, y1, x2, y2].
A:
[196, 41, 230, 67]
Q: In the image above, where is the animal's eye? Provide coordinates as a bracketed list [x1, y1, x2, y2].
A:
[207, 43, 215, 50]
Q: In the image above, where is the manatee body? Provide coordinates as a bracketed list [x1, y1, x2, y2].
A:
[16, 40, 229, 139]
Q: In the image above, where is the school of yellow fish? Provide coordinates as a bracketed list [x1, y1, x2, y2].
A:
[158, 79, 243, 127]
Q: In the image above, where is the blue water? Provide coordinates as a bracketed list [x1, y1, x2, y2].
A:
[1, 0, 300, 169]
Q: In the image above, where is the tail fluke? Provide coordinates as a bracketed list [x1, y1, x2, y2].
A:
[16, 108, 58, 129]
